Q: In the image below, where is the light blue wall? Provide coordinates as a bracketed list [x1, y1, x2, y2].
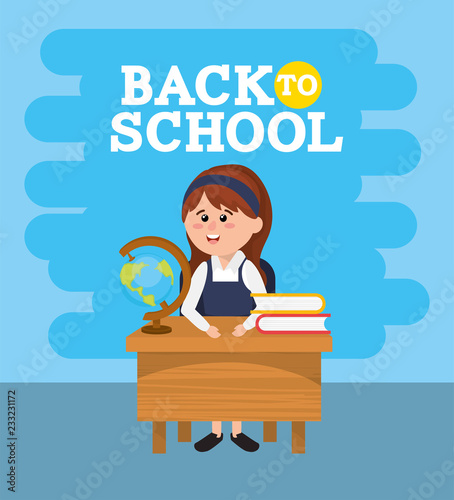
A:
[1, 0, 452, 383]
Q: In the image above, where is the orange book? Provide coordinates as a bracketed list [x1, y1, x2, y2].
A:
[251, 293, 325, 314]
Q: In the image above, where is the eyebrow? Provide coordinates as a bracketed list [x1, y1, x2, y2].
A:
[196, 209, 205, 215]
[224, 209, 233, 215]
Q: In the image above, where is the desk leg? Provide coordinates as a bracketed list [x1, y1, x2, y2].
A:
[178, 422, 192, 442]
[153, 422, 166, 454]
[292, 422, 305, 454]
[263, 422, 277, 442]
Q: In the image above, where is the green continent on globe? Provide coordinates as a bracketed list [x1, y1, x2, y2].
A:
[120, 262, 156, 306]
[155, 259, 174, 285]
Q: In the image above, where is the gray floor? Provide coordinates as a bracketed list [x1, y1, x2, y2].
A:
[1, 383, 453, 500]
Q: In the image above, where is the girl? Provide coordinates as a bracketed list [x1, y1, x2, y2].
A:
[181, 164, 273, 453]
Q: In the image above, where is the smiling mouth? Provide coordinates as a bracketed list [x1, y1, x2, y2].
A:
[207, 234, 220, 244]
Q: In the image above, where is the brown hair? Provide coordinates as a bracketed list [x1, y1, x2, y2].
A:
[182, 164, 272, 284]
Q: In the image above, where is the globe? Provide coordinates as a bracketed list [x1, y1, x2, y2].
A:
[119, 236, 191, 334]
[120, 253, 175, 308]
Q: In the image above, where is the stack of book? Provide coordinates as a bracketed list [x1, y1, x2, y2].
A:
[251, 293, 330, 334]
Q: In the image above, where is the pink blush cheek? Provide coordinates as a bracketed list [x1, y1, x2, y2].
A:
[192, 223, 204, 229]
[224, 223, 235, 229]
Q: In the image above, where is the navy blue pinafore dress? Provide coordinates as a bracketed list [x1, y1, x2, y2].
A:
[195, 258, 255, 316]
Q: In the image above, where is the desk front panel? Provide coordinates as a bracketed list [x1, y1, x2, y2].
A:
[136, 352, 322, 422]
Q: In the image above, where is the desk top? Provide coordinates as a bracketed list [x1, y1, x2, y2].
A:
[126, 316, 332, 353]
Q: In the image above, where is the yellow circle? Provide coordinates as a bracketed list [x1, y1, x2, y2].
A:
[274, 61, 322, 109]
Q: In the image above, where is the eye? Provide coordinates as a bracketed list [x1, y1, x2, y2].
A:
[220, 214, 227, 222]
[201, 214, 209, 222]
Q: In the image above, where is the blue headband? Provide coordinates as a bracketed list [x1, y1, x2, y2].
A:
[183, 174, 260, 216]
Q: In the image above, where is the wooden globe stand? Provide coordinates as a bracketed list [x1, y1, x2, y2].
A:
[119, 236, 191, 335]
[141, 319, 172, 335]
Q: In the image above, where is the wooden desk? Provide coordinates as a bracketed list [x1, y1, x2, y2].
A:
[126, 316, 332, 454]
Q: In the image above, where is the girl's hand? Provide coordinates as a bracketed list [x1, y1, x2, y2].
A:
[232, 324, 247, 337]
[206, 326, 221, 338]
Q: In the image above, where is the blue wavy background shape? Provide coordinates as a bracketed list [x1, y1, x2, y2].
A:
[24, 29, 429, 358]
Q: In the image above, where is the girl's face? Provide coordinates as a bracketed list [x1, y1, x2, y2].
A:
[184, 192, 263, 257]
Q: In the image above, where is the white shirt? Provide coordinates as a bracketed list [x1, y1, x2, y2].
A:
[181, 250, 267, 332]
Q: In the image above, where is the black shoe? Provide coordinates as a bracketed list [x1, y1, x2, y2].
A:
[230, 433, 260, 452]
[194, 433, 223, 452]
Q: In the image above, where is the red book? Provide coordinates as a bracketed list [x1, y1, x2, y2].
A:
[255, 314, 331, 334]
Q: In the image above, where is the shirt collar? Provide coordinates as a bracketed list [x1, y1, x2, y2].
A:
[211, 250, 246, 273]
